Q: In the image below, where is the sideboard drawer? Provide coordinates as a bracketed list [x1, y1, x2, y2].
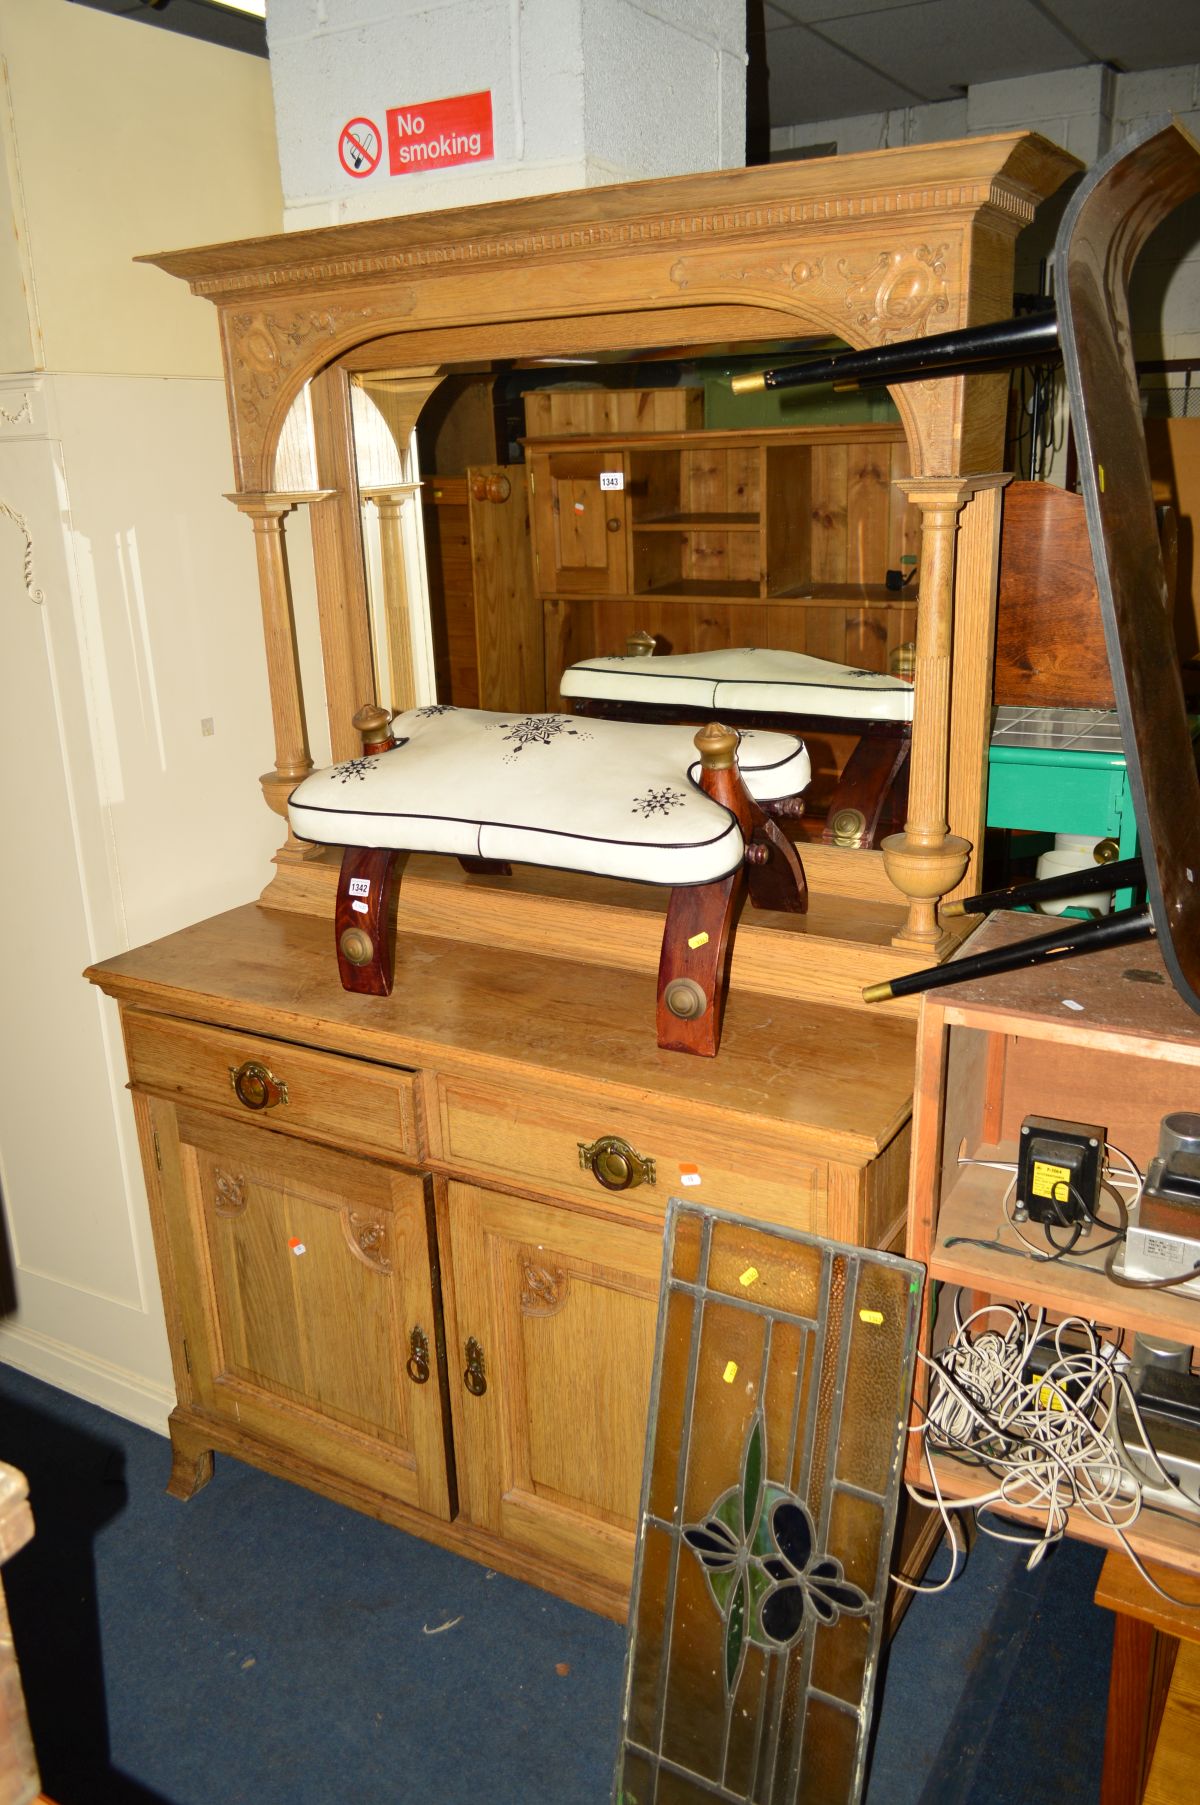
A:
[123, 1012, 419, 1161]
[433, 1074, 824, 1230]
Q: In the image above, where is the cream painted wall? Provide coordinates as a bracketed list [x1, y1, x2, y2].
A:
[0, 3, 284, 1427]
[1, 0, 282, 377]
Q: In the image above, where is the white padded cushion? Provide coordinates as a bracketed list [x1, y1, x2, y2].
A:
[288, 706, 810, 888]
[560, 646, 914, 722]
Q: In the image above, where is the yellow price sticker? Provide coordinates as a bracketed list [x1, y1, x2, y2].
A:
[723, 1361, 738, 1384]
[739, 1266, 759, 1288]
[858, 1308, 884, 1326]
[688, 931, 710, 950]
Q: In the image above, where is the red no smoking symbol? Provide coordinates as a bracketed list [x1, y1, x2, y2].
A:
[339, 117, 381, 178]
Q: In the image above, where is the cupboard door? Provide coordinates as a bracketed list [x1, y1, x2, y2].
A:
[529, 449, 628, 597]
[154, 1101, 453, 1520]
[444, 1180, 660, 1594]
[466, 464, 545, 712]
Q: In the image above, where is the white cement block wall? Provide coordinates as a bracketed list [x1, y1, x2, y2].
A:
[771, 63, 1200, 365]
[268, 0, 746, 228]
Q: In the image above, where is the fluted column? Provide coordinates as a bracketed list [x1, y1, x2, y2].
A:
[883, 478, 975, 952]
[228, 489, 331, 861]
[362, 482, 421, 712]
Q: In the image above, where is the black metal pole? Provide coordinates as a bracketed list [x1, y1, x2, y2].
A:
[731, 310, 1059, 395]
[942, 856, 1144, 917]
[862, 907, 1155, 1003]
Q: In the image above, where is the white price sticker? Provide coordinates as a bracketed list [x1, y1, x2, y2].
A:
[599, 471, 625, 492]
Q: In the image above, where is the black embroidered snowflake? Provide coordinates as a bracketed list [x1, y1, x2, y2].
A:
[416, 704, 456, 717]
[488, 715, 592, 761]
[632, 786, 686, 818]
[330, 756, 378, 783]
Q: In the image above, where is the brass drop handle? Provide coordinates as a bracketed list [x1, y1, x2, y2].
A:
[463, 1336, 488, 1396]
[229, 1060, 289, 1112]
[406, 1326, 431, 1385]
[578, 1134, 656, 1192]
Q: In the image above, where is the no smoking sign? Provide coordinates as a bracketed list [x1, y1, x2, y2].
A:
[339, 117, 381, 179]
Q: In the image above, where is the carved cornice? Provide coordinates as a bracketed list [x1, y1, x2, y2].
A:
[183, 179, 1039, 301]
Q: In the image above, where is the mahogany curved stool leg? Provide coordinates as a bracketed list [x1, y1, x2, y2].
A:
[335, 846, 402, 995]
[746, 796, 808, 914]
[657, 724, 809, 1055]
[657, 870, 743, 1057]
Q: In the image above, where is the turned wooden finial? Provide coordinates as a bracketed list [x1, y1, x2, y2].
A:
[695, 722, 738, 771]
[626, 630, 656, 658]
[352, 703, 395, 754]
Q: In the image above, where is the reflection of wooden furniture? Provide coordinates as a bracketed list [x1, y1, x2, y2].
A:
[143, 133, 1077, 935]
[529, 424, 920, 696]
[88, 904, 915, 1619]
[986, 481, 1184, 910]
[0, 1464, 41, 1805]
[522, 386, 702, 439]
[291, 708, 811, 1056]
[1094, 1550, 1200, 1805]
[907, 910, 1200, 1570]
[993, 481, 1114, 710]
[419, 466, 543, 711]
[561, 644, 913, 850]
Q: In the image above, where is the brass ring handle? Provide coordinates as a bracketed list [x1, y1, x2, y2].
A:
[577, 1134, 656, 1192]
[229, 1060, 289, 1112]
[463, 1336, 488, 1396]
[406, 1326, 430, 1385]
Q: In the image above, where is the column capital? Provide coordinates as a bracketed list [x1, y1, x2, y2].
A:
[360, 483, 421, 510]
[225, 489, 334, 521]
[894, 472, 1011, 512]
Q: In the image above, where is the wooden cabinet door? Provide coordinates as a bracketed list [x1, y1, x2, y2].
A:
[466, 464, 545, 712]
[443, 1180, 660, 1596]
[528, 449, 628, 597]
[153, 1101, 453, 1520]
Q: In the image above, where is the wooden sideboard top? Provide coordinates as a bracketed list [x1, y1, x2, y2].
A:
[86, 903, 917, 1160]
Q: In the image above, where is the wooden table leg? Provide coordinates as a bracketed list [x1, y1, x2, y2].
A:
[1101, 1614, 1179, 1805]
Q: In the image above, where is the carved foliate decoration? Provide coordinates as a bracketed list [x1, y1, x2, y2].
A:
[0, 502, 45, 604]
[837, 242, 952, 343]
[519, 1259, 569, 1316]
[228, 301, 413, 408]
[341, 1209, 392, 1274]
[0, 392, 33, 427]
[667, 240, 954, 354]
[225, 296, 416, 483]
[213, 1169, 247, 1215]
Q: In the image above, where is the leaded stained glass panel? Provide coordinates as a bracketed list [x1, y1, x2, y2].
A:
[614, 1200, 921, 1805]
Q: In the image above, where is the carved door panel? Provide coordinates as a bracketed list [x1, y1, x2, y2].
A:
[153, 1101, 453, 1520]
[528, 449, 628, 597]
[443, 1179, 660, 1595]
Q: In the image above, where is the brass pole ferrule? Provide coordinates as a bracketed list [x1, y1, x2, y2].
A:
[730, 373, 766, 394]
[861, 980, 894, 1003]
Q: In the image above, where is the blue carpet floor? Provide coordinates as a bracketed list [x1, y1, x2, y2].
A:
[0, 1362, 1114, 1803]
